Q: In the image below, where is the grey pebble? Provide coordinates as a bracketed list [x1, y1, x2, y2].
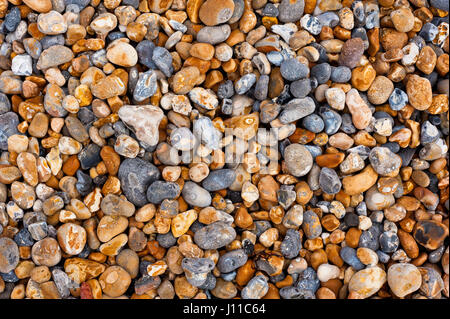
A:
[202, 169, 236, 192]
[217, 249, 248, 273]
[118, 158, 161, 207]
[319, 167, 342, 195]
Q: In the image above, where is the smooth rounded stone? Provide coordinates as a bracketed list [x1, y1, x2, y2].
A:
[182, 181, 212, 208]
[202, 169, 236, 192]
[406, 75, 432, 111]
[196, 25, 231, 45]
[421, 121, 440, 145]
[11, 181, 36, 209]
[311, 63, 331, 84]
[199, 0, 235, 26]
[302, 210, 322, 239]
[319, 167, 341, 195]
[0, 238, 20, 273]
[330, 66, 351, 83]
[97, 215, 128, 243]
[170, 127, 195, 151]
[31, 238, 61, 267]
[118, 158, 160, 207]
[279, 97, 316, 124]
[37, 11, 67, 35]
[189, 88, 218, 110]
[369, 147, 402, 177]
[36, 45, 74, 70]
[280, 58, 309, 81]
[100, 194, 135, 218]
[290, 79, 311, 98]
[156, 232, 177, 249]
[267, 51, 284, 66]
[56, 223, 86, 256]
[65, 117, 89, 143]
[146, 181, 180, 204]
[99, 266, 131, 298]
[118, 105, 164, 148]
[349, 267, 387, 299]
[241, 275, 269, 299]
[133, 70, 157, 102]
[11, 55, 32, 76]
[106, 41, 137, 68]
[193, 117, 221, 150]
[0, 112, 19, 150]
[340, 246, 365, 270]
[317, 263, 340, 282]
[284, 144, 313, 177]
[379, 232, 400, 253]
[325, 87, 346, 111]
[235, 74, 257, 95]
[387, 263, 422, 298]
[302, 114, 324, 133]
[194, 222, 236, 250]
[278, 0, 305, 23]
[217, 249, 248, 273]
[280, 229, 302, 259]
[413, 220, 449, 250]
[338, 38, 364, 69]
[388, 88, 408, 111]
[152, 46, 173, 77]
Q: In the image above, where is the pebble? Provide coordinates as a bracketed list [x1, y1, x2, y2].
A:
[0, 238, 20, 273]
[284, 144, 313, 177]
[349, 267, 386, 299]
[194, 222, 236, 250]
[118, 158, 160, 207]
[181, 182, 212, 208]
[217, 249, 248, 273]
[387, 263, 422, 298]
[280, 58, 309, 81]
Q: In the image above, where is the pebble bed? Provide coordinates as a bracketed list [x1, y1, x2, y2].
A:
[0, 0, 449, 300]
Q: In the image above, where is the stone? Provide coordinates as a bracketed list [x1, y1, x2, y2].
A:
[279, 97, 316, 124]
[56, 223, 87, 255]
[284, 144, 313, 177]
[339, 38, 364, 69]
[118, 105, 164, 148]
[37, 45, 74, 70]
[181, 182, 212, 208]
[0, 238, 20, 273]
[280, 58, 309, 81]
[194, 222, 236, 250]
[387, 263, 421, 298]
[199, 0, 235, 26]
[349, 267, 386, 299]
[406, 75, 432, 111]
